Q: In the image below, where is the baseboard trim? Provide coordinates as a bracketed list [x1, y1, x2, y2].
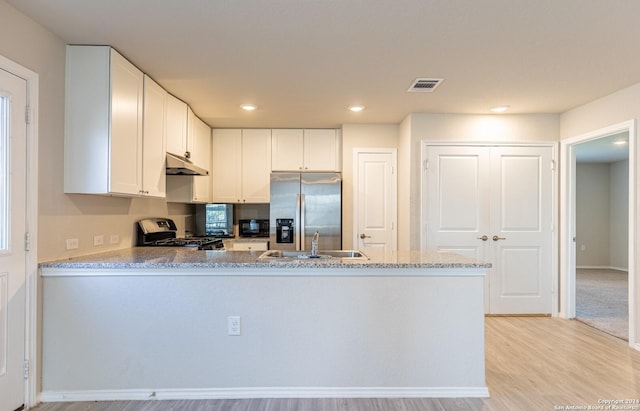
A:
[40, 386, 490, 402]
[576, 265, 629, 272]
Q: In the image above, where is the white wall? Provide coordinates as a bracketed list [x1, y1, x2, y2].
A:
[400, 113, 560, 250]
[561, 83, 640, 139]
[576, 163, 611, 267]
[0, 0, 194, 263]
[397, 117, 412, 251]
[341, 124, 398, 249]
[611, 160, 629, 270]
[560, 82, 640, 337]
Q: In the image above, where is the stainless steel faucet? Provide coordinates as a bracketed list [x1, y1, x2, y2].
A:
[311, 231, 319, 257]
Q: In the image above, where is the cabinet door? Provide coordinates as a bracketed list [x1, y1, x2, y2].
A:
[109, 49, 144, 195]
[166, 94, 188, 157]
[242, 129, 272, 203]
[271, 129, 303, 171]
[142, 75, 167, 197]
[188, 109, 211, 172]
[212, 129, 242, 202]
[192, 116, 212, 202]
[303, 129, 340, 171]
[233, 241, 269, 251]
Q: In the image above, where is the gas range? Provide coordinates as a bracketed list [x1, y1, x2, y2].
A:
[137, 218, 225, 250]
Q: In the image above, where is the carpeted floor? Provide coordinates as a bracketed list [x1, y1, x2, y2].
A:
[576, 268, 628, 340]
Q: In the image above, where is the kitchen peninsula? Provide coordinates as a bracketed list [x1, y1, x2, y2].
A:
[39, 249, 490, 402]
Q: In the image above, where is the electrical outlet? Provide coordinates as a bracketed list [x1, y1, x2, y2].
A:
[65, 238, 79, 250]
[109, 234, 120, 245]
[93, 235, 104, 246]
[581, 244, 586, 252]
[227, 316, 241, 336]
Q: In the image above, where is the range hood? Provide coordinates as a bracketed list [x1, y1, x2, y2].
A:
[166, 153, 208, 176]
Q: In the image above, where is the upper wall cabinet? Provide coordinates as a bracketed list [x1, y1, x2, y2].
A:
[64, 46, 146, 196]
[141, 75, 167, 198]
[187, 107, 211, 174]
[165, 94, 189, 159]
[271, 129, 341, 172]
[165, 97, 210, 172]
[212, 129, 271, 203]
[166, 110, 212, 203]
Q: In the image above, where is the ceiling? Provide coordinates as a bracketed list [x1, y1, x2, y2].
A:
[8, 0, 640, 128]
[575, 132, 629, 163]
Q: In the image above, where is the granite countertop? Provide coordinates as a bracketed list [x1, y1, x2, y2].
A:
[39, 247, 491, 270]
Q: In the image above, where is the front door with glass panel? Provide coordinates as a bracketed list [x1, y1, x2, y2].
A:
[0, 67, 28, 411]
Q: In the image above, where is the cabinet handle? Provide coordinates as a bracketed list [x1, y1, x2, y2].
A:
[492, 235, 506, 241]
[477, 235, 488, 241]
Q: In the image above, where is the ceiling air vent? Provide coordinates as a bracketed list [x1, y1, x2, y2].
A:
[408, 78, 444, 92]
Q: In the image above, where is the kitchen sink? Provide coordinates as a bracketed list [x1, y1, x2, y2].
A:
[258, 250, 369, 260]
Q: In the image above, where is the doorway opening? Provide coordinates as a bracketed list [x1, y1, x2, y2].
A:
[574, 133, 629, 340]
[560, 120, 637, 348]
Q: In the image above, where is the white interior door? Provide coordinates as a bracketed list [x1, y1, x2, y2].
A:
[0, 68, 27, 411]
[425, 146, 491, 309]
[425, 145, 553, 314]
[489, 146, 553, 314]
[354, 149, 397, 257]
[425, 146, 491, 260]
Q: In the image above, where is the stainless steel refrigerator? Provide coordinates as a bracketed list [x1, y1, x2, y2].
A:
[269, 172, 341, 251]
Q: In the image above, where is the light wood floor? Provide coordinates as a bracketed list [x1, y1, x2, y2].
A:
[32, 317, 640, 411]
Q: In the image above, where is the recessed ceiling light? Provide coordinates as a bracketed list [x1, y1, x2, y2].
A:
[240, 104, 257, 111]
[349, 105, 365, 112]
[490, 105, 510, 113]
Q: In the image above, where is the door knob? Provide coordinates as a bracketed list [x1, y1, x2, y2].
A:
[492, 235, 506, 241]
[360, 233, 371, 239]
[477, 235, 488, 241]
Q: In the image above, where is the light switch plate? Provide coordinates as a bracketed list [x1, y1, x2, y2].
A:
[65, 238, 79, 250]
[227, 316, 241, 336]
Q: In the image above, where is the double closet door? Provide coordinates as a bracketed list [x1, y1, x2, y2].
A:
[424, 145, 554, 314]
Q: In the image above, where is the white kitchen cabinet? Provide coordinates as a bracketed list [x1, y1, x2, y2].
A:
[188, 108, 211, 173]
[165, 94, 189, 159]
[211, 129, 241, 203]
[271, 129, 341, 172]
[141, 75, 167, 197]
[191, 112, 212, 202]
[212, 129, 271, 203]
[64, 46, 145, 196]
[166, 111, 212, 203]
[241, 129, 272, 202]
[166, 97, 210, 171]
[232, 240, 269, 251]
[166, 175, 211, 203]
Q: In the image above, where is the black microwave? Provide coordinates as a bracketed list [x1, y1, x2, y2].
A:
[239, 219, 269, 237]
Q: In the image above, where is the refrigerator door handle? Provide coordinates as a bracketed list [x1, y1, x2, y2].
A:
[300, 193, 306, 250]
[295, 194, 301, 251]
